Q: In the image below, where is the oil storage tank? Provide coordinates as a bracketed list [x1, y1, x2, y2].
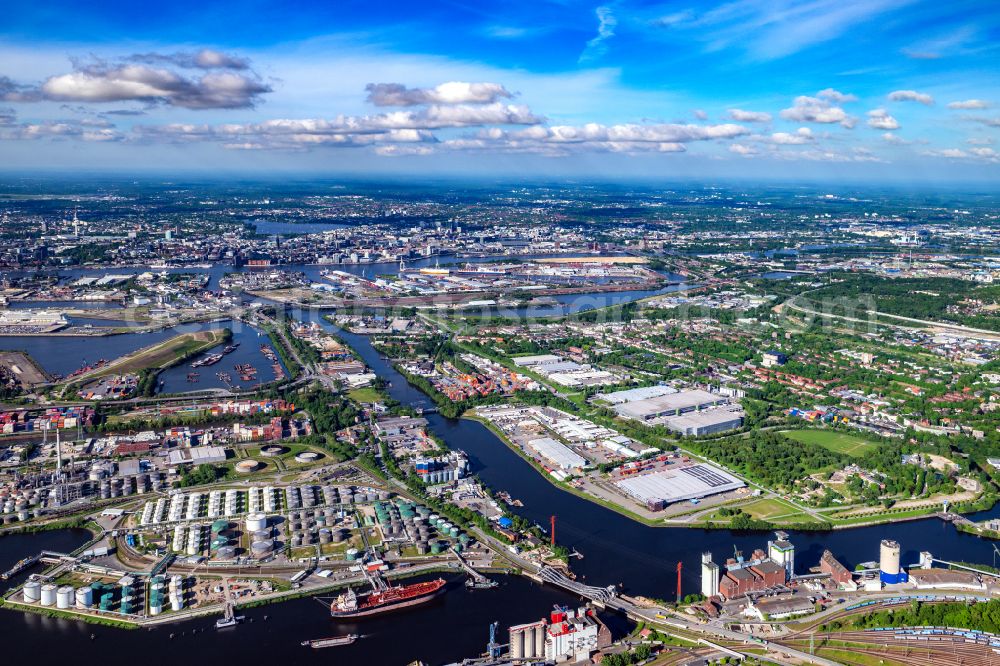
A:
[40, 584, 57, 607]
[23, 580, 41, 604]
[75, 586, 93, 609]
[245, 512, 267, 533]
[56, 586, 74, 609]
[250, 540, 273, 557]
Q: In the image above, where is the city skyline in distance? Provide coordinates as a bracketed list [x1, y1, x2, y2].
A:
[1, 0, 999, 182]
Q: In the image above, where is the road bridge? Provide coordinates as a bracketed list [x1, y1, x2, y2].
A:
[533, 565, 617, 603]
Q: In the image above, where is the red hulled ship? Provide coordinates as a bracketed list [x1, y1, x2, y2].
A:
[329, 577, 446, 619]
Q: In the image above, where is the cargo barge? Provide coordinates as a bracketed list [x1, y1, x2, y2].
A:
[301, 634, 358, 648]
[191, 353, 223, 368]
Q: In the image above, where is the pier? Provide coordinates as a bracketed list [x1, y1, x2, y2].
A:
[452, 547, 496, 588]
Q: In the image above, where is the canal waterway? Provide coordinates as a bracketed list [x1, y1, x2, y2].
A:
[0, 319, 286, 394]
[311, 313, 1000, 600]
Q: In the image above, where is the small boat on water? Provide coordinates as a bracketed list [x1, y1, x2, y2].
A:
[465, 577, 498, 590]
[300, 634, 359, 648]
[215, 614, 245, 629]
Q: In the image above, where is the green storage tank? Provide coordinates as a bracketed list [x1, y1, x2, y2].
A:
[211, 519, 229, 534]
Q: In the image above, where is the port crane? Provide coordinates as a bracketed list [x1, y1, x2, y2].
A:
[487, 621, 502, 659]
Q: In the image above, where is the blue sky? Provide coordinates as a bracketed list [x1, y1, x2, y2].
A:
[1, 0, 999, 181]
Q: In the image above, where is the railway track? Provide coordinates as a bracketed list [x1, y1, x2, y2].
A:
[781, 630, 1000, 666]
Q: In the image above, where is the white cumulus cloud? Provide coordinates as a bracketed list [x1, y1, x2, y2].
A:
[780, 96, 856, 128]
[39, 63, 270, 109]
[867, 108, 900, 130]
[888, 89, 934, 105]
[365, 82, 514, 106]
[728, 108, 772, 123]
[817, 88, 858, 104]
[947, 99, 990, 110]
[770, 127, 815, 144]
[729, 143, 758, 155]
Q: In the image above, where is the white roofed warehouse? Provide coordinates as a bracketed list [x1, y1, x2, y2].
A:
[614, 463, 744, 505]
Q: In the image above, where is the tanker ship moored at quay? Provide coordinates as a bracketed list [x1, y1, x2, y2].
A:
[330, 576, 447, 619]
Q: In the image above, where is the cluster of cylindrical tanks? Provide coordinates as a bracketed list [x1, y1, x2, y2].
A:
[23, 579, 125, 613]
[187, 524, 207, 555]
[2, 489, 43, 523]
[97, 473, 159, 500]
[146, 497, 168, 524]
[186, 492, 204, 520]
[288, 484, 381, 510]
[224, 489, 241, 516]
[1, 496, 43, 523]
[247, 486, 280, 513]
[211, 519, 233, 554]
[287, 507, 350, 548]
[509, 622, 546, 661]
[169, 575, 185, 612]
[372, 499, 472, 555]
[138, 485, 384, 535]
[149, 576, 165, 615]
[167, 493, 188, 522]
[173, 520, 242, 557]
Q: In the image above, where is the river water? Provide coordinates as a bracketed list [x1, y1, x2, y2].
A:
[1, 305, 997, 665]
[0, 531, 624, 665]
[316, 315, 1000, 598]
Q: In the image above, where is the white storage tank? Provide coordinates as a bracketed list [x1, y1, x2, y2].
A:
[75, 586, 93, 609]
[56, 586, 74, 609]
[40, 584, 57, 607]
[880, 539, 901, 575]
[23, 580, 41, 604]
[250, 540, 273, 557]
[245, 512, 268, 533]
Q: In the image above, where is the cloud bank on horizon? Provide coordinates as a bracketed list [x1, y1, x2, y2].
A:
[0, 0, 998, 177]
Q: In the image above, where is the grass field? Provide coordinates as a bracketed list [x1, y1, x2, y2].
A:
[348, 387, 383, 404]
[71, 329, 229, 382]
[781, 429, 878, 457]
[701, 497, 821, 525]
[742, 497, 822, 523]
